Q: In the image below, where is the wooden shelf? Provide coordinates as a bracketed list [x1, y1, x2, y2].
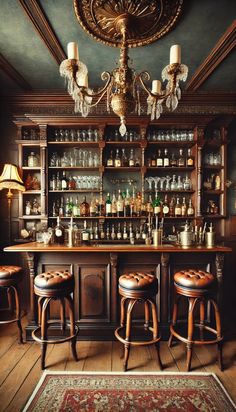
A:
[48, 166, 100, 171]
[49, 189, 100, 193]
[22, 190, 41, 194]
[203, 165, 223, 170]
[20, 215, 44, 220]
[105, 167, 141, 172]
[203, 214, 226, 219]
[22, 166, 41, 170]
[203, 190, 224, 195]
[146, 166, 194, 171]
[148, 141, 196, 147]
[48, 141, 99, 147]
[105, 141, 141, 146]
[145, 189, 194, 193]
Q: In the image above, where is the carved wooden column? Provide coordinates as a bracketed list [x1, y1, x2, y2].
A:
[215, 252, 225, 311]
[161, 253, 170, 323]
[39, 124, 48, 220]
[196, 126, 204, 217]
[25, 252, 38, 324]
[110, 252, 118, 323]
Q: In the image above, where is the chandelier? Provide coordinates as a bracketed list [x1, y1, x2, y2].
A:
[60, 0, 188, 136]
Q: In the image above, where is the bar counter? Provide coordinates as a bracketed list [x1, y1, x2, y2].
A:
[4, 243, 231, 340]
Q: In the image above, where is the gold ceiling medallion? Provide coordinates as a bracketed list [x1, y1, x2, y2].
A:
[73, 0, 184, 48]
[60, 0, 187, 135]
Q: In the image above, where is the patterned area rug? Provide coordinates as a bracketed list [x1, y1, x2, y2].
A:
[23, 371, 236, 412]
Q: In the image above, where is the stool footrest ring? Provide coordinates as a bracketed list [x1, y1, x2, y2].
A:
[115, 326, 161, 346]
[170, 323, 223, 345]
[32, 323, 79, 345]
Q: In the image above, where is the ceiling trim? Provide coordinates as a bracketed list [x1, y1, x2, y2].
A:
[18, 0, 66, 65]
[0, 53, 32, 91]
[186, 20, 236, 91]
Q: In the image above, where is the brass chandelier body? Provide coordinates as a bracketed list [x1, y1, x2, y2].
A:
[60, 0, 188, 135]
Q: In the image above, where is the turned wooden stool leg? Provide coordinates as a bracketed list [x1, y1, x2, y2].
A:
[37, 296, 44, 326]
[210, 298, 223, 371]
[12, 285, 23, 343]
[168, 295, 180, 348]
[60, 298, 66, 331]
[120, 297, 127, 327]
[7, 287, 13, 313]
[66, 295, 78, 362]
[149, 298, 162, 370]
[40, 297, 50, 370]
[144, 301, 150, 330]
[186, 297, 197, 372]
[199, 299, 205, 341]
[124, 299, 136, 371]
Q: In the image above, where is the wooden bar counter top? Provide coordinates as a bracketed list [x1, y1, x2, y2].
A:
[4, 242, 231, 340]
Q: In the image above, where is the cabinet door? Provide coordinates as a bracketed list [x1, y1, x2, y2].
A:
[75, 264, 110, 323]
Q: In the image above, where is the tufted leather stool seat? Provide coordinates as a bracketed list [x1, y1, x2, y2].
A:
[32, 270, 78, 369]
[0, 265, 23, 343]
[169, 269, 223, 372]
[115, 272, 162, 372]
[174, 269, 215, 290]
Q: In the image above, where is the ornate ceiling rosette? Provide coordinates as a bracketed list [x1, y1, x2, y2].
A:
[73, 0, 184, 48]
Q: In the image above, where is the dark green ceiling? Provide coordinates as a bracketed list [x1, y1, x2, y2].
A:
[0, 0, 235, 93]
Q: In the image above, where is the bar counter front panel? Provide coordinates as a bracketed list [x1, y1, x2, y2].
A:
[4, 243, 231, 340]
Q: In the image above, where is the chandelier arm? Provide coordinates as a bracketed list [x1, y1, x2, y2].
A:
[138, 71, 166, 100]
[73, 71, 112, 99]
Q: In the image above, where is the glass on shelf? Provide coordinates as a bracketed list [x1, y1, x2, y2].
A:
[28, 152, 39, 167]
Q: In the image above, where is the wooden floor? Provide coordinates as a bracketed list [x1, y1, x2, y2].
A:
[0, 317, 235, 412]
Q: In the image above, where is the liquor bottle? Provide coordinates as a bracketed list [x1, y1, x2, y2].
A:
[117, 223, 122, 240]
[123, 222, 128, 240]
[100, 223, 105, 240]
[111, 193, 117, 217]
[68, 217, 74, 247]
[151, 155, 156, 167]
[106, 224, 110, 240]
[105, 193, 112, 216]
[187, 199, 195, 216]
[169, 196, 175, 217]
[163, 149, 170, 167]
[98, 194, 105, 216]
[94, 223, 99, 240]
[129, 222, 134, 240]
[81, 220, 90, 244]
[170, 152, 177, 167]
[114, 149, 121, 167]
[89, 222, 94, 241]
[56, 172, 61, 190]
[124, 188, 131, 217]
[111, 224, 116, 240]
[68, 176, 76, 190]
[54, 216, 65, 244]
[52, 201, 57, 217]
[107, 150, 114, 167]
[25, 200, 31, 216]
[58, 197, 64, 217]
[80, 196, 89, 217]
[153, 191, 161, 215]
[128, 149, 135, 167]
[65, 197, 70, 217]
[174, 197, 182, 217]
[162, 195, 170, 216]
[214, 173, 221, 190]
[146, 195, 153, 214]
[135, 226, 141, 240]
[130, 188, 137, 216]
[181, 197, 187, 216]
[117, 190, 124, 217]
[136, 191, 142, 216]
[178, 149, 185, 167]
[156, 149, 163, 167]
[61, 171, 68, 190]
[121, 148, 128, 167]
[72, 197, 80, 217]
[186, 148, 194, 167]
[89, 195, 96, 217]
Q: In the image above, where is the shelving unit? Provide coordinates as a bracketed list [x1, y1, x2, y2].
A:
[14, 117, 228, 241]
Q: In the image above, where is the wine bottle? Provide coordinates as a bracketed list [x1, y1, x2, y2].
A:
[105, 193, 112, 216]
[54, 216, 65, 244]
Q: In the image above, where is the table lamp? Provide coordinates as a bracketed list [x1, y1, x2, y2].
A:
[0, 163, 25, 243]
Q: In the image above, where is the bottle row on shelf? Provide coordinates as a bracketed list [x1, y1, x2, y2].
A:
[52, 128, 99, 142]
[49, 172, 101, 191]
[50, 150, 100, 168]
[147, 129, 194, 142]
[50, 191, 195, 219]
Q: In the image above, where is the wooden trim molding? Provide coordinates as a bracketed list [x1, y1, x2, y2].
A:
[0, 53, 32, 91]
[18, 0, 66, 65]
[187, 20, 236, 91]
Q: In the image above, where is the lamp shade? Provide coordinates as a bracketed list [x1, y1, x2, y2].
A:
[0, 164, 25, 192]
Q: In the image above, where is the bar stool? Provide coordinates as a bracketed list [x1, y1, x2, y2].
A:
[168, 269, 223, 371]
[115, 272, 162, 371]
[32, 270, 78, 369]
[0, 265, 23, 343]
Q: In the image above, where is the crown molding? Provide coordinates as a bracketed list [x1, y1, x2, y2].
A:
[0, 53, 32, 91]
[18, 0, 66, 65]
[187, 20, 236, 91]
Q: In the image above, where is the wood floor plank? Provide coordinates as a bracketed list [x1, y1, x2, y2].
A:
[0, 342, 41, 411]
[83, 341, 112, 371]
[65, 340, 89, 371]
[0, 341, 32, 386]
[159, 341, 179, 371]
[169, 341, 206, 372]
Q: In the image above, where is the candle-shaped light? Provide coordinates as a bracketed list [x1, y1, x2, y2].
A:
[67, 42, 79, 60]
[151, 80, 161, 94]
[170, 45, 181, 65]
[79, 74, 88, 88]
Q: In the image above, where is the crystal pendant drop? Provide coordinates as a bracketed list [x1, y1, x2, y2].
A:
[119, 122, 127, 137]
